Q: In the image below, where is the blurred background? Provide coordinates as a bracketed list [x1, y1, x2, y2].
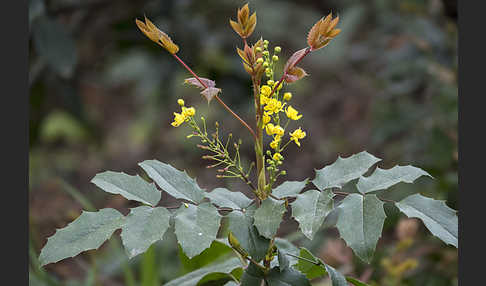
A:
[29, 0, 458, 285]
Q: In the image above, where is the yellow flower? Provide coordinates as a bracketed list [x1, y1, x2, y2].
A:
[272, 152, 283, 161]
[289, 127, 306, 147]
[260, 94, 269, 105]
[270, 135, 281, 149]
[285, 105, 302, 120]
[177, 99, 185, 106]
[264, 98, 284, 114]
[171, 112, 186, 127]
[182, 106, 196, 117]
[262, 113, 271, 127]
[273, 125, 284, 136]
[265, 123, 275, 136]
[260, 85, 272, 97]
[283, 92, 292, 101]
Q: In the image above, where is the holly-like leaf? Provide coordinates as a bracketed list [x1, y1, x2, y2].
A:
[120, 206, 171, 259]
[163, 257, 242, 286]
[227, 205, 270, 262]
[357, 165, 433, 194]
[335, 194, 386, 263]
[174, 203, 222, 258]
[396, 194, 458, 247]
[205, 187, 252, 209]
[312, 151, 381, 191]
[39, 208, 124, 266]
[200, 87, 222, 103]
[91, 171, 161, 206]
[291, 189, 334, 240]
[295, 248, 348, 286]
[272, 179, 308, 199]
[265, 266, 311, 286]
[253, 198, 286, 239]
[139, 160, 205, 204]
[274, 238, 300, 266]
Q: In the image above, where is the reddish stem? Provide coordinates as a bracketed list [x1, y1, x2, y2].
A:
[172, 54, 257, 141]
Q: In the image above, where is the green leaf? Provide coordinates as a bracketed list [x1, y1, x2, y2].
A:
[357, 165, 433, 194]
[294, 248, 348, 286]
[253, 198, 286, 239]
[120, 206, 171, 259]
[396, 193, 458, 247]
[312, 151, 381, 191]
[205, 188, 252, 209]
[278, 250, 290, 272]
[346, 277, 371, 286]
[265, 266, 311, 286]
[174, 203, 222, 258]
[163, 257, 241, 286]
[294, 248, 326, 280]
[335, 194, 386, 263]
[274, 238, 300, 266]
[240, 262, 265, 286]
[291, 189, 334, 240]
[139, 160, 205, 204]
[272, 179, 308, 199]
[227, 205, 270, 262]
[179, 240, 234, 272]
[39, 208, 124, 266]
[91, 171, 161, 206]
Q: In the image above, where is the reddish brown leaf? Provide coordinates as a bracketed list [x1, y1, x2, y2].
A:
[200, 87, 221, 103]
[284, 66, 308, 83]
[184, 77, 216, 90]
[229, 19, 243, 37]
[284, 48, 308, 74]
[306, 17, 322, 48]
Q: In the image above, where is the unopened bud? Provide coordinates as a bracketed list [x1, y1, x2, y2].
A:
[184, 203, 189, 208]
[280, 170, 287, 175]
[263, 50, 269, 56]
[283, 92, 292, 101]
[215, 121, 219, 128]
[274, 46, 281, 53]
[256, 58, 264, 64]
[266, 150, 272, 156]
[267, 80, 275, 86]
[186, 134, 195, 138]
[177, 99, 185, 106]
[263, 40, 269, 45]
[263, 62, 269, 68]
[255, 47, 262, 53]
[272, 55, 279, 61]
[265, 68, 272, 73]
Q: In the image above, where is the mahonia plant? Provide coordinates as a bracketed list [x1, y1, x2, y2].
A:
[39, 4, 458, 286]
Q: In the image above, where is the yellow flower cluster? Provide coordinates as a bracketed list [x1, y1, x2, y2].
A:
[171, 99, 196, 127]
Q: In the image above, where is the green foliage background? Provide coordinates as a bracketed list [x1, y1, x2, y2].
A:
[29, 0, 457, 285]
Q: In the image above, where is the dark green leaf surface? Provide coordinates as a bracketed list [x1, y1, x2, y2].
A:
[139, 160, 205, 204]
[240, 262, 265, 286]
[227, 205, 270, 262]
[163, 257, 241, 286]
[91, 171, 161, 206]
[357, 165, 432, 193]
[396, 193, 458, 247]
[335, 194, 386, 263]
[312, 151, 381, 191]
[295, 248, 349, 286]
[205, 187, 252, 209]
[265, 266, 311, 286]
[39, 208, 124, 266]
[120, 206, 171, 258]
[272, 179, 308, 199]
[291, 189, 334, 239]
[174, 203, 222, 258]
[253, 198, 286, 239]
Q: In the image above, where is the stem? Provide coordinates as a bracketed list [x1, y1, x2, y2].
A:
[252, 77, 266, 200]
[172, 54, 257, 141]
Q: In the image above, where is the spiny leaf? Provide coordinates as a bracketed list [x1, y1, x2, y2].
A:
[240, 262, 265, 286]
[335, 194, 386, 263]
[139, 160, 205, 204]
[163, 257, 242, 286]
[291, 189, 334, 240]
[312, 151, 381, 191]
[174, 203, 222, 258]
[253, 198, 286, 239]
[39, 208, 124, 266]
[227, 205, 270, 262]
[120, 206, 171, 259]
[396, 194, 458, 247]
[272, 179, 308, 199]
[205, 187, 253, 209]
[284, 66, 308, 83]
[357, 165, 433, 194]
[91, 171, 161, 206]
[284, 48, 308, 74]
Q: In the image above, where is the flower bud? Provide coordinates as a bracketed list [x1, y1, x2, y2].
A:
[274, 46, 281, 53]
[283, 92, 292, 101]
[256, 57, 264, 64]
[177, 99, 185, 106]
[263, 62, 269, 68]
[272, 55, 279, 61]
[184, 203, 189, 208]
[280, 170, 287, 175]
[255, 47, 262, 53]
[267, 80, 275, 86]
[263, 50, 269, 56]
